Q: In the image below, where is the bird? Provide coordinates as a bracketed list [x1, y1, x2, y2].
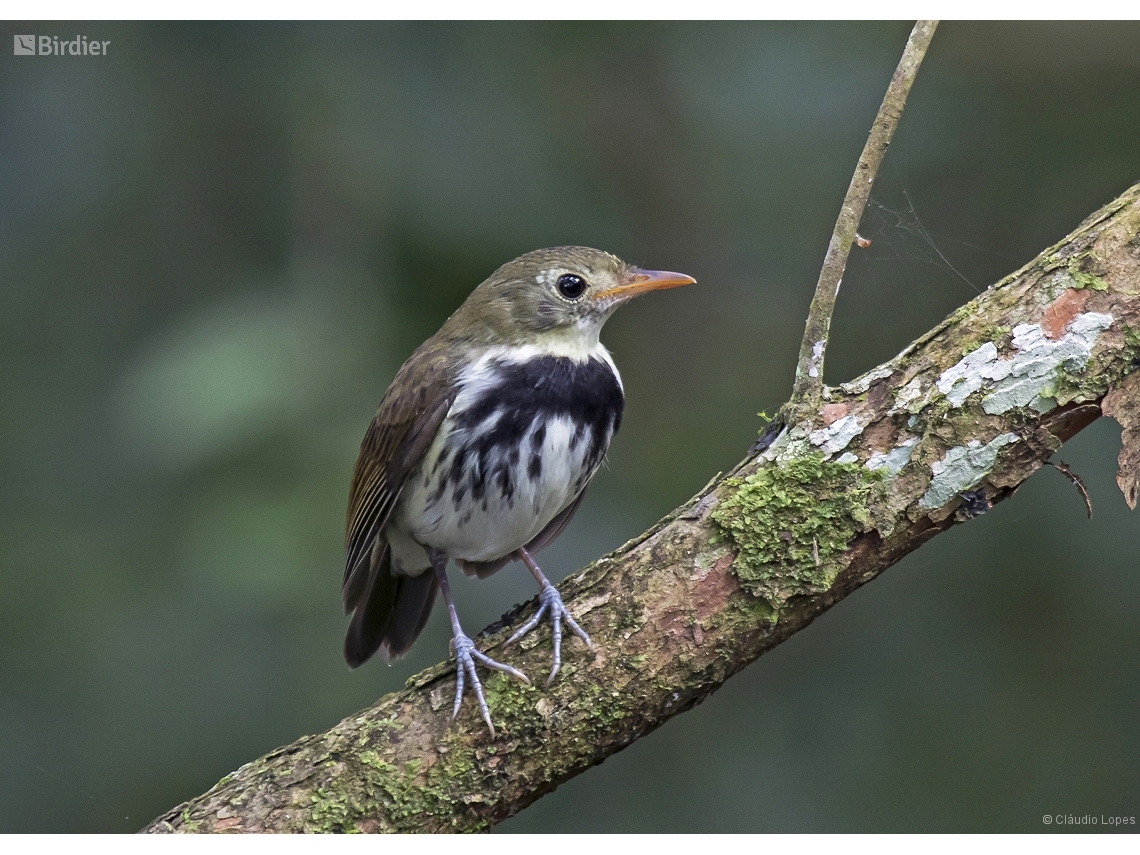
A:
[342, 246, 696, 735]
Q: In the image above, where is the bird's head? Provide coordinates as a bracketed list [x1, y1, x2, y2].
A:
[440, 246, 696, 350]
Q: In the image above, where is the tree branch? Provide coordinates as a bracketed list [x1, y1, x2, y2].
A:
[786, 19, 938, 425]
[145, 180, 1140, 833]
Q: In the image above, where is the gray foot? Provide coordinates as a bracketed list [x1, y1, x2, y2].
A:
[506, 584, 595, 685]
[451, 633, 529, 737]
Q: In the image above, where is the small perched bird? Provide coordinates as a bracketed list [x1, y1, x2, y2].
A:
[342, 246, 695, 734]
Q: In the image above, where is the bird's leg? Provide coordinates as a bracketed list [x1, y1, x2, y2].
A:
[506, 546, 595, 686]
[430, 549, 529, 738]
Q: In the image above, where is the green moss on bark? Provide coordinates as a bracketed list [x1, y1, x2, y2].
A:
[710, 453, 880, 604]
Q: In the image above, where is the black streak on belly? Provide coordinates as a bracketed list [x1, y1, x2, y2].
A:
[444, 355, 624, 512]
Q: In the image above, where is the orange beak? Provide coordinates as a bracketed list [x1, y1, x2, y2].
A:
[592, 268, 697, 303]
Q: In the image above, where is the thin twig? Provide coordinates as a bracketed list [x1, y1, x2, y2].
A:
[1051, 460, 1094, 519]
[785, 20, 938, 426]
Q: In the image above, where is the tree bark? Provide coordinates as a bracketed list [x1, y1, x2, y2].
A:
[145, 181, 1140, 833]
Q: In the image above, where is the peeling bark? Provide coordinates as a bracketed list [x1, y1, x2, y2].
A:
[145, 181, 1140, 835]
[1103, 370, 1140, 508]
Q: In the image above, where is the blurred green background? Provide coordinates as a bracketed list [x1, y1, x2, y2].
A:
[1, 21, 1138, 833]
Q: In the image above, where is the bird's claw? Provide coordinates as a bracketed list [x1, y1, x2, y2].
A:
[450, 633, 529, 737]
[506, 584, 594, 686]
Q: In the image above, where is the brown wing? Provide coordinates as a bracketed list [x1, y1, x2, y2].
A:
[341, 346, 454, 668]
[341, 392, 449, 611]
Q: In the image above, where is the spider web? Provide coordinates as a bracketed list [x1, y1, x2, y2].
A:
[850, 179, 1024, 298]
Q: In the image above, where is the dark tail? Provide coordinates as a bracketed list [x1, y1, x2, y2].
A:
[344, 545, 438, 668]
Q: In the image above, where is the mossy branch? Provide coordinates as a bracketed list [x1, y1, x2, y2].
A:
[786, 19, 938, 426]
[145, 181, 1140, 833]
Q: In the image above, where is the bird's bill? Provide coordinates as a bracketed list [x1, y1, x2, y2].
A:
[592, 268, 697, 303]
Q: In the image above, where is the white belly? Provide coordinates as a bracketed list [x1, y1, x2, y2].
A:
[392, 412, 597, 566]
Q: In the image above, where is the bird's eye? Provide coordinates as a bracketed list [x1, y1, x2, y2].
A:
[556, 274, 587, 300]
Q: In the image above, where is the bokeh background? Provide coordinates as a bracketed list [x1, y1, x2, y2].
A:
[1, 20, 1138, 833]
